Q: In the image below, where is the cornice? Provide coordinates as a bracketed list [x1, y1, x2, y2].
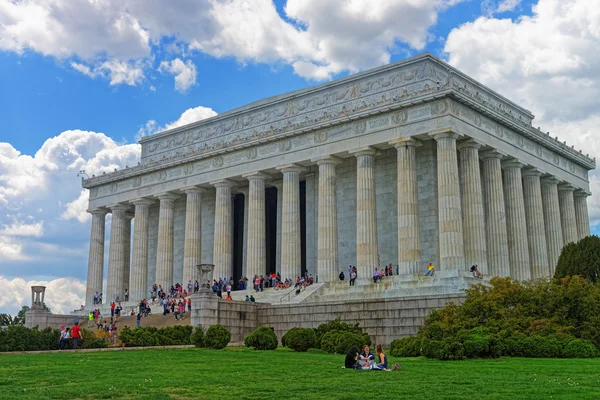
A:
[82, 54, 594, 189]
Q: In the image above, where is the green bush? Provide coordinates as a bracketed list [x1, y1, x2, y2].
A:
[80, 329, 108, 349]
[244, 327, 278, 350]
[320, 331, 340, 354]
[190, 328, 204, 348]
[0, 326, 60, 352]
[404, 276, 600, 360]
[205, 324, 231, 349]
[335, 332, 368, 355]
[555, 235, 600, 283]
[282, 327, 302, 348]
[563, 339, 599, 358]
[284, 328, 316, 352]
[314, 318, 364, 348]
[390, 336, 421, 357]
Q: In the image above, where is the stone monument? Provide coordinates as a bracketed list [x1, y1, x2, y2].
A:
[31, 285, 47, 309]
[190, 264, 219, 330]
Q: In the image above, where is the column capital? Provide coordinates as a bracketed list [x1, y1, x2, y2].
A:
[389, 138, 422, 149]
[87, 207, 108, 216]
[540, 176, 561, 186]
[480, 149, 506, 161]
[522, 167, 543, 178]
[457, 138, 483, 151]
[349, 147, 377, 157]
[276, 163, 305, 174]
[574, 189, 592, 198]
[269, 179, 283, 190]
[210, 179, 235, 188]
[156, 192, 179, 201]
[108, 204, 131, 213]
[311, 155, 342, 165]
[181, 185, 206, 195]
[501, 158, 525, 170]
[428, 128, 461, 141]
[131, 198, 155, 207]
[242, 171, 271, 181]
[558, 183, 576, 192]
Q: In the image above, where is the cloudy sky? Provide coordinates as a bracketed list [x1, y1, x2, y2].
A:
[1, 0, 599, 315]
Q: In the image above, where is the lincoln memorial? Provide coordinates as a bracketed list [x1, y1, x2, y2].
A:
[81, 53, 594, 308]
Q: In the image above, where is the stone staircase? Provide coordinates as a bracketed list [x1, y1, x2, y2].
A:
[230, 282, 325, 304]
[306, 270, 488, 303]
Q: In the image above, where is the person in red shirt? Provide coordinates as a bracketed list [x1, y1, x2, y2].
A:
[187, 297, 191, 312]
[110, 302, 116, 318]
[71, 322, 83, 349]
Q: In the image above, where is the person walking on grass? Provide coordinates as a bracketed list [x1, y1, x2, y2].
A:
[71, 322, 83, 349]
[58, 326, 69, 350]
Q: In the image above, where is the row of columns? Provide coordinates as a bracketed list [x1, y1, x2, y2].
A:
[85, 132, 592, 306]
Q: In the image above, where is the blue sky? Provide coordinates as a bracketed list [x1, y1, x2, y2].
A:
[0, 0, 597, 314]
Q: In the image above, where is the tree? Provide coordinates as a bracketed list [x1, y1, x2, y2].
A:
[555, 235, 600, 283]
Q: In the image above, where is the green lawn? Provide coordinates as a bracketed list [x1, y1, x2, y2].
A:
[1, 347, 599, 399]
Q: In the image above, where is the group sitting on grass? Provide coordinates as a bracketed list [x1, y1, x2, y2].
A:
[345, 345, 400, 371]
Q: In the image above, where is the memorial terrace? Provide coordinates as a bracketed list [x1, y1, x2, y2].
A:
[80, 52, 595, 308]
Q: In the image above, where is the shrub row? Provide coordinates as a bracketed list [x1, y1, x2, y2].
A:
[390, 331, 599, 360]
[389, 275, 600, 360]
[190, 324, 231, 350]
[0, 326, 107, 352]
[245, 318, 371, 355]
[120, 326, 193, 347]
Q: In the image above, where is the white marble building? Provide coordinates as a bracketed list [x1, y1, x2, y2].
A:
[82, 53, 594, 307]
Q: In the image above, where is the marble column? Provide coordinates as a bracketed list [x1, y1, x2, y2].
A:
[313, 156, 341, 282]
[244, 173, 269, 279]
[277, 165, 304, 280]
[130, 199, 153, 303]
[481, 150, 510, 277]
[574, 190, 591, 240]
[558, 184, 578, 245]
[85, 209, 107, 307]
[106, 205, 128, 303]
[390, 138, 421, 275]
[273, 180, 283, 275]
[541, 177, 563, 275]
[155, 194, 178, 291]
[353, 148, 379, 270]
[522, 168, 550, 279]
[502, 159, 531, 281]
[212, 180, 234, 281]
[432, 132, 465, 271]
[123, 213, 133, 296]
[457, 139, 487, 275]
[182, 187, 204, 287]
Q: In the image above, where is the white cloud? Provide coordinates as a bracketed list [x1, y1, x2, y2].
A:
[0, 130, 140, 266]
[164, 106, 217, 130]
[158, 58, 197, 92]
[0, 221, 43, 237]
[136, 105, 218, 141]
[444, 0, 600, 226]
[482, 0, 522, 15]
[1, 0, 468, 83]
[0, 276, 85, 315]
[71, 59, 145, 86]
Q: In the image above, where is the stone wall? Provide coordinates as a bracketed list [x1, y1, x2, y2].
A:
[217, 301, 259, 345]
[199, 293, 465, 347]
[24, 309, 79, 330]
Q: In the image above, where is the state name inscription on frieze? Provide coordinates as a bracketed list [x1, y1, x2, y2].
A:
[88, 98, 587, 202]
[140, 60, 442, 163]
[450, 100, 587, 180]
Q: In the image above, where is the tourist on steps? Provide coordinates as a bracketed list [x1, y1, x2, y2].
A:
[339, 271, 345, 281]
[425, 263, 435, 277]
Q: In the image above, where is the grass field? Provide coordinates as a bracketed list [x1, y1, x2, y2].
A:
[1, 347, 599, 399]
